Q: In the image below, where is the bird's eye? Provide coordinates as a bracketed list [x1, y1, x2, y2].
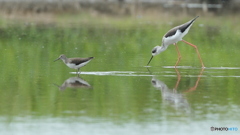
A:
[152, 80, 156, 85]
[152, 48, 157, 53]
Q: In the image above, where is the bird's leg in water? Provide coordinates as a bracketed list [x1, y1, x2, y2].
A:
[181, 40, 205, 68]
[174, 43, 182, 68]
[174, 68, 181, 91]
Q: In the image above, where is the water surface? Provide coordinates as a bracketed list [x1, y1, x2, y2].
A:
[0, 24, 239, 135]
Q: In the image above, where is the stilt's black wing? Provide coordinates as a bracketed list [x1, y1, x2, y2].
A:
[164, 16, 199, 38]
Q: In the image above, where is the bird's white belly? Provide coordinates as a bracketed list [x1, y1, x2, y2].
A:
[66, 61, 90, 69]
[163, 29, 187, 46]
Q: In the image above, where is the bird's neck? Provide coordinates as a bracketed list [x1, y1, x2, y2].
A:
[60, 82, 67, 90]
[61, 58, 68, 64]
[152, 78, 169, 92]
[159, 44, 168, 53]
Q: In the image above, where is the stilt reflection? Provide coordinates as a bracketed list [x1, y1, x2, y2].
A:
[150, 68, 204, 112]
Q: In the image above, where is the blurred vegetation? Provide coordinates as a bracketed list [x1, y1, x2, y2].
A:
[0, 13, 240, 122]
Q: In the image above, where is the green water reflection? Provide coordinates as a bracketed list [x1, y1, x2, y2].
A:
[0, 24, 240, 134]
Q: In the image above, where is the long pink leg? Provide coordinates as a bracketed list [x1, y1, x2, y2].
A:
[181, 40, 205, 68]
[174, 68, 181, 90]
[174, 43, 182, 68]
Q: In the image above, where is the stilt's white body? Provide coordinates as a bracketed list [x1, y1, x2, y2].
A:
[162, 25, 192, 46]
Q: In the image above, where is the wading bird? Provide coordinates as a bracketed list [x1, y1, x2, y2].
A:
[54, 54, 94, 74]
[147, 16, 204, 68]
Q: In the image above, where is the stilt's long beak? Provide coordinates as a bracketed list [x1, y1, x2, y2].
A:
[54, 57, 60, 62]
[147, 56, 154, 66]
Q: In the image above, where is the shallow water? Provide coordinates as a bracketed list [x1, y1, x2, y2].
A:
[0, 25, 240, 135]
[1, 66, 239, 135]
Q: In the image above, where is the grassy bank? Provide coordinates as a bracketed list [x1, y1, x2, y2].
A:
[0, 11, 238, 28]
[1, 13, 240, 68]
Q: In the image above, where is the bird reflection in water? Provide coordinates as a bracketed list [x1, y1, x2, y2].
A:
[151, 68, 204, 112]
[54, 77, 92, 91]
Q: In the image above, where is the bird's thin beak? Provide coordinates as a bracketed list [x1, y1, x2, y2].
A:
[54, 57, 60, 62]
[52, 83, 60, 87]
[147, 56, 154, 66]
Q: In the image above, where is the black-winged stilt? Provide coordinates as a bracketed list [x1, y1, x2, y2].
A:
[147, 16, 204, 68]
